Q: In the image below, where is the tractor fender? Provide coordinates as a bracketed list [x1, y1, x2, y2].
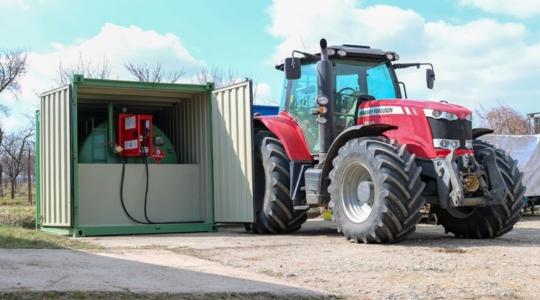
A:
[254, 114, 313, 161]
[320, 123, 398, 196]
[472, 128, 494, 139]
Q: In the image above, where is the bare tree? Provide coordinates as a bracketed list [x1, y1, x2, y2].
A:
[0, 159, 3, 198]
[124, 61, 184, 83]
[56, 53, 111, 85]
[476, 105, 533, 135]
[26, 144, 34, 204]
[0, 49, 27, 96]
[0, 49, 27, 137]
[1, 129, 33, 199]
[193, 66, 243, 88]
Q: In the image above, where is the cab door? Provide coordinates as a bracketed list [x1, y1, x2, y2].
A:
[211, 81, 255, 223]
[285, 63, 320, 153]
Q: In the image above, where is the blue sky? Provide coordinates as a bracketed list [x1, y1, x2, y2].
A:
[1, 0, 540, 131]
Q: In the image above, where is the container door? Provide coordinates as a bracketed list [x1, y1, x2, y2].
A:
[39, 85, 72, 227]
[212, 81, 255, 222]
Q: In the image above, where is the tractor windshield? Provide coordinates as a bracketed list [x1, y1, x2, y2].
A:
[334, 60, 397, 99]
[283, 59, 398, 152]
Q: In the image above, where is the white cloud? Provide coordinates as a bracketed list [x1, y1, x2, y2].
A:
[254, 82, 279, 105]
[460, 0, 540, 18]
[0, 23, 206, 131]
[268, 0, 540, 114]
[0, 0, 31, 10]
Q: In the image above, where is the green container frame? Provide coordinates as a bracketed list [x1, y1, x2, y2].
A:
[36, 75, 217, 237]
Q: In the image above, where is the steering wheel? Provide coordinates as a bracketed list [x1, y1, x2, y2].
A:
[336, 87, 359, 114]
[336, 87, 356, 98]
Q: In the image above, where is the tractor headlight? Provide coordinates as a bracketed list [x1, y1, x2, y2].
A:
[317, 96, 329, 106]
[327, 48, 336, 56]
[433, 138, 460, 150]
[386, 53, 394, 60]
[337, 49, 347, 57]
[464, 140, 473, 149]
[423, 109, 458, 121]
[443, 111, 458, 120]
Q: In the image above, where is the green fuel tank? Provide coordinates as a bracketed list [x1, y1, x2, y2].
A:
[79, 122, 178, 164]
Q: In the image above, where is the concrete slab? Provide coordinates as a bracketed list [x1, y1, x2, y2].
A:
[0, 248, 326, 298]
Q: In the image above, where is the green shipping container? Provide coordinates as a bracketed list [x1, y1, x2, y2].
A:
[36, 75, 255, 236]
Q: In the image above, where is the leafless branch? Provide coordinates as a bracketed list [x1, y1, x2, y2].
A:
[0, 49, 27, 96]
[56, 53, 111, 85]
[193, 66, 243, 88]
[1, 128, 34, 199]
[475, 104, 533, 135]
[124, 61, 184, 83]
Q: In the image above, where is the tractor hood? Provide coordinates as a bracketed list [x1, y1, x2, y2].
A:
[360, 99, 472, 119]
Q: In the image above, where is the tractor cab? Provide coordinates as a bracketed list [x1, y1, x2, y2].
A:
[277, 45, 401, 153]
[276, 44, 434, 153]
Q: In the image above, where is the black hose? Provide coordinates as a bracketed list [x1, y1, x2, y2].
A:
[120, 156, 148, 224]
[141, 144, 151, 223]
[120, 132, 203, 225]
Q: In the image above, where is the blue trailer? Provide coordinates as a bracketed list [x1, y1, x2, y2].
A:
[253, 105, 279, 116]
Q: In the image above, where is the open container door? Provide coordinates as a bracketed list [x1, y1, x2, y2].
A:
[212, 80, 255, 223]
[39, 85, 72, 228]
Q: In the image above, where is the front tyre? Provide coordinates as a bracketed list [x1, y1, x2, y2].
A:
[252, 130, 307, 234]
[433, 140, 525, 238]
[328, 138, 425, 243]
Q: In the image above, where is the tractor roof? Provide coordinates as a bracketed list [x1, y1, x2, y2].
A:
[275, 44, 398, 70]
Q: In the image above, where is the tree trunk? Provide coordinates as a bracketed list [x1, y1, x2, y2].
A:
[27, 149, 32, 204]
[10, 178, 15, 200]
[0, 164, 3, 198]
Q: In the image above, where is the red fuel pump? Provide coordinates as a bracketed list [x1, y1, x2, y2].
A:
[117, 114, 153, 157]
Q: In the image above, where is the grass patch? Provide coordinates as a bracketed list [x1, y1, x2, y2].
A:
[0, 225, 101, 249]
[0, 204, 35, 228]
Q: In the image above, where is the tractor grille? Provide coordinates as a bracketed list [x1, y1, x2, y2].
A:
[428, 118, 472, 147]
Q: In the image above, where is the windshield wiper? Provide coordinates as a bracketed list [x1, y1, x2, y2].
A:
[393, 63, 433, 70]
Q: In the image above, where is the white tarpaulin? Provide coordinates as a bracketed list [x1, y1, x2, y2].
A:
[480, 134, 540, 197]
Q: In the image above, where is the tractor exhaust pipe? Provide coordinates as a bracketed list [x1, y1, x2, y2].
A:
[317, 38, 335, 165]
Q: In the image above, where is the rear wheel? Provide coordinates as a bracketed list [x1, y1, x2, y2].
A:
[328, 138, 425, 243]
[252, 130, 307, 234]
[433, 140, 525, 238]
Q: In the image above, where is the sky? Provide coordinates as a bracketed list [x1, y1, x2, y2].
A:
[1, 0, 540, 131]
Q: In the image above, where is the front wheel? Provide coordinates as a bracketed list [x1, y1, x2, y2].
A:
[252, 130, 307, 234]
[328, 138, 425, 243]
[433, 140, 525, 238]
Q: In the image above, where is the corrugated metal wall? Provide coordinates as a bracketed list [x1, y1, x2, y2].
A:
[40, 86, 72, 227]
[212, 81, 254, 222]
[173, 93, 212, 220]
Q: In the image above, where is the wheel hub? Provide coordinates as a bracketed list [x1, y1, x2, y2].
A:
[341, 163, 375, 223]
[357, 181, 374, 207]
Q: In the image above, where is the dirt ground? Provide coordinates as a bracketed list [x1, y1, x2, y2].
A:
[2, 215, 539, 299]
[79, 214, 540, 299]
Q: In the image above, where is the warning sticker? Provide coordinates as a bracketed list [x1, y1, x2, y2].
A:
[150, 147, 165, 163]
[124, 139, 138, 150]
[125, 116, 136, 130]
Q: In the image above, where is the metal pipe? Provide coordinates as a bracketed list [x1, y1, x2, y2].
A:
[108, 102, 114, 152]
[316, 38, 335, 163]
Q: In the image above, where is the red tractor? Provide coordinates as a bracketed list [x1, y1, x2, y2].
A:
[251, 39, 525, 243]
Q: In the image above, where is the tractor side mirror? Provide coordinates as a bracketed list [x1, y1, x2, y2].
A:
[426, 68, 435, 89]
[285, 57, 301, 80]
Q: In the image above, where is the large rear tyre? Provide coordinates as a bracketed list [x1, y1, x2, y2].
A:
[252, 130, 307, 234]
[328, 138, 425, 243]
[433, 140, 525, 238]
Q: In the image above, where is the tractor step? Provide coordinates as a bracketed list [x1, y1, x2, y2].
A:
[293, 205, 310, 211]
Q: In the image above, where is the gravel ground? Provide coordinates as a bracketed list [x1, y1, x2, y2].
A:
[86, 214, 540, 299]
